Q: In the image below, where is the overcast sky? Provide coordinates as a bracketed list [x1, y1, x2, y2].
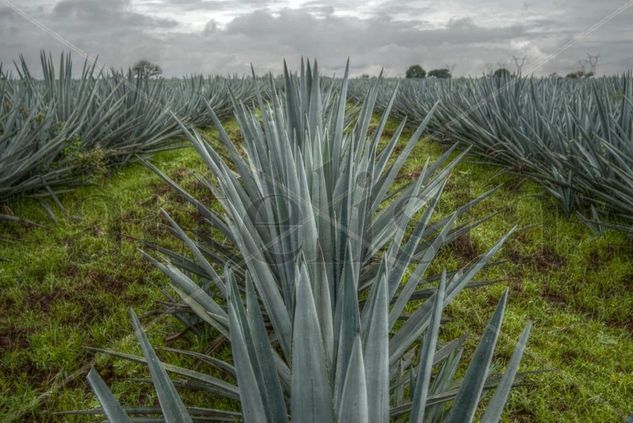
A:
[1, 0, 632, 77]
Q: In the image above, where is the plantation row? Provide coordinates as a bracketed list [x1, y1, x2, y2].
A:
[350, 75, 633, 234]
[3, 53, 633, 238]
[0, 53, 256, 204]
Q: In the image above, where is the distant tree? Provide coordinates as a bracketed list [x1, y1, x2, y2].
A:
[565, 70, 593, 79]
[428, 68, 451, 79]
[360, 74, 370, 79]
[492, 68, 512, 78]
[405, 65, 426, 79]
[133, 60, 162, 79]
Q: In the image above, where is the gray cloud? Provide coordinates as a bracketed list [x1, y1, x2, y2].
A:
[52, 0, 178, 32]
[151, 0, 237, 11]
[1, 0, 632, 77]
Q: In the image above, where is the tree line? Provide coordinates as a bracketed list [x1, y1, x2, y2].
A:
[405, 64, 596, 79]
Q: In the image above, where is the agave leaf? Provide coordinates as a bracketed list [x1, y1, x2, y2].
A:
[243, 275, 289, 421]
[158, 347, 235, 377]
[86, 368, 133, 423]
[337, 335, 369, 423]
[291, 263, 333, 422]
[139, 251, 228, 335]
[334, 243, 362, 404]
[160, 209, 226, 296]
[362, 273, 389, 422]
[446, 289, 508, 423]
[481, 321, 532, 423]
[129, 309, 193, 423]
[86, 348, 239, 399]
[57, 406, 240, 419]
[227, 274, 277, 422]
[409, 271, 446, 423]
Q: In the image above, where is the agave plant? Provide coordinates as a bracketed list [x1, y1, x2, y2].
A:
[80, 61, 531, 422]
[0, 68, 81, 202]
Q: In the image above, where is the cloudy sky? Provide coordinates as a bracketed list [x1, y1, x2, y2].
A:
[1, 0, 632, 77]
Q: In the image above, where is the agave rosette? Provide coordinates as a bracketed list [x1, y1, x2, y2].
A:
[82, 61, 531, 422]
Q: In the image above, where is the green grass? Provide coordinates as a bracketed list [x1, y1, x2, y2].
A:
[393, 130, 633, 422]
[0, 138, 236, 421]
[0, 118, 631, 422]
[456, 176, 632, 421]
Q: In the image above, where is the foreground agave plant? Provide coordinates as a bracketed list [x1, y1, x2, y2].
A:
[83, 61, 531, 422]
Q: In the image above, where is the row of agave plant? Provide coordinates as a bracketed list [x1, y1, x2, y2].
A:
[350, 75, 633, 233]
[0, 52, 257, 206]
[77, 61, 532, 422]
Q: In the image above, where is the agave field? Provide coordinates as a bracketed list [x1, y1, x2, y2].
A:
[0, 53, 255, 207]
[0, 54, 632, 422]
[350, 75, 633, 233]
